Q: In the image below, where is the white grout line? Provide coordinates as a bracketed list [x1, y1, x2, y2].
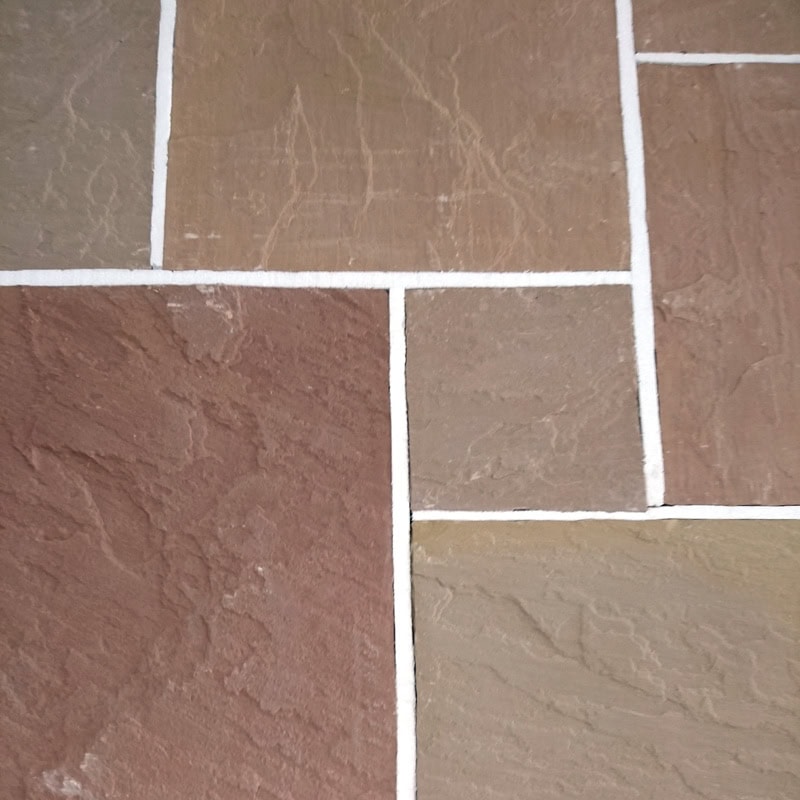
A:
[615, 0, 665, 508]
[0, 269, 632, 290]
[413, 506, 800, 522]
[149, 0, 177, 269]
[389, 288, 416, 800]
[637, 52, 800, 65]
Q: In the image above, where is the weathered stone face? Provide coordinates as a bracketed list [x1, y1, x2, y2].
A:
[0, 286, 395, 800]
[413, 519, 800, 800]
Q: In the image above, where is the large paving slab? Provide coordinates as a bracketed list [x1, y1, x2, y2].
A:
[164, 0, 629, 271]
[634, 0, 800, 54]
[0, 287, 394, 799]
[413, 519, 800, 800]
[406, 287, 645, 511]
[641, 65, 800, 505]
[0, 2, 158, 268]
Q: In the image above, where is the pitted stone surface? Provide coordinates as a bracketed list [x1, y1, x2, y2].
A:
[641, 65, 800, 505]
[413, 520, 800, 800]
[0, 2, 158, 268]
[0, 287, 394, 799]
[406, 287, 646, 511]
[165, 0, 629, 271]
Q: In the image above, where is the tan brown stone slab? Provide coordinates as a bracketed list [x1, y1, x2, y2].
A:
[164, 0, 629, 271]
[635, 0, 800, 53]
[0, 287, 394, 799]
[413, 519, 800, 800]
[0, 2, 158, 269]
[406, 288, 646, 511]
[641, 65, 800, 505]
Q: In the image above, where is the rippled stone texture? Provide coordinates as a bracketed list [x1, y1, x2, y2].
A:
[0, 2, 158, 268]
[165, 0, 628, 271]
[414, 519, 800, 800]
[634, 0, 800, 53]
[406, 288, 645, 510]
[641, 65, 800, 505]
[0, 287, 394, 799]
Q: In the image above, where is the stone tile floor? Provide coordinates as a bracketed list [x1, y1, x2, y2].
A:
[0, 2, 798, 799]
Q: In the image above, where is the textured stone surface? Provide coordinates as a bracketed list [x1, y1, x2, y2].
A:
[413, 519, 800, 800]
[406, 288, 645, 510]
[164, 0, 628, 271]
[0, 287, 394, 799]
[0, 2, 158, 269]
[641, 65, 800, 505]
[635, 0, 800, 53]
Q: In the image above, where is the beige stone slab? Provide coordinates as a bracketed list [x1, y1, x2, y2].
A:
[406, 288, 646, 511]
[635, 0, 800, 53]
[164, 0, 629, 271]
[413, 519, 800, 800]
[0, 1, 158, 268]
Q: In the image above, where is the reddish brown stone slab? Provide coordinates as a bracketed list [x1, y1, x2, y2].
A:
[164, 0, 628, 271]
[0, 287, 394, 799]
[0, 2, 158, 269]
[414, 519, 800, 799]
[641, 65, 800, 504]
[406, 288, 646, 511]
[635, 0, 800, 53]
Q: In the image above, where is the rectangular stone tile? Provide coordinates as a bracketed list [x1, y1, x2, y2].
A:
[164, 0, 628, 271]
[634, 0, 800, 53]
[406, 288, 645, 511]
[641, 65, 800, 505]
[413, 519, 800, 800]
[0, 287, 394, 799]
[0, 2, 158, 269]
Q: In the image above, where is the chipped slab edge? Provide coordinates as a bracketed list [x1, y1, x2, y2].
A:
[150, 0, 177, 269]
[615, 0, 666, 507]
[0, 269, 633, 289]
[389, 288, 416, 800]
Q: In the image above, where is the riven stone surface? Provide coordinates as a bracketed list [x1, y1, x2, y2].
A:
[0, 2, 158, 269]
[0, 287, 394, 799]
[406, 288, 645, 510]
[634, 0, 800, 53]
[164, 0, 629, 271]
[413, 520, 800, 800]
[641, 65, 800, 505]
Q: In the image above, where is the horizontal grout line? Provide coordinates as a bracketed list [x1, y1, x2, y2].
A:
[413, 506, 800, 522]
[637, 52, 800, 65]
[0, 269, 632, 289]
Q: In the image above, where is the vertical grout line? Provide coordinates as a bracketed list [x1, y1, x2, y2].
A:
[389, 288, 416, 800]
[149, 0, 177, 269]
[614, 0, 666, 507]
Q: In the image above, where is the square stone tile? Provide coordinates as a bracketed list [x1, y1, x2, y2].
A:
[406, 287, 646, 511]
[413, 519, 800, 800]
[635, 0, 800, 53]
[0, 287, 394, 799]
[164, 0, 629, 271]
[0, 2, 158, 268]
[641, 65, 800, 504]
